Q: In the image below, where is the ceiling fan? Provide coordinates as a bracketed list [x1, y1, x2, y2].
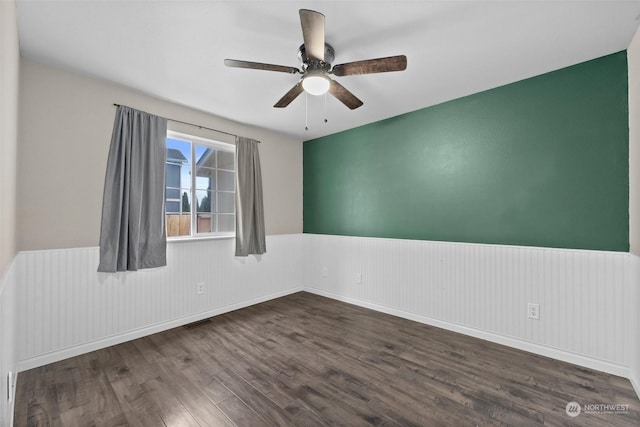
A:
[224, 9, 407, 110]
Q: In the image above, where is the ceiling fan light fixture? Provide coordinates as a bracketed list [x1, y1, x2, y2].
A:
[302, 74, 330, 96]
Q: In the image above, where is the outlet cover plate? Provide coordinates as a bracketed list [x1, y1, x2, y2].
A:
[528, 303, 540, 320]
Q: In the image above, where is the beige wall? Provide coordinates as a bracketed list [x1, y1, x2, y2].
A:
[0, 0, 19, 275]
[18, 59, 302, 251]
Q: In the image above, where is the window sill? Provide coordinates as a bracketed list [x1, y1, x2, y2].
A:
[168, 234, 235, 243]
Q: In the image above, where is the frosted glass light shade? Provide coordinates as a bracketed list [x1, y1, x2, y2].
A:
[302, 75, 330, 95]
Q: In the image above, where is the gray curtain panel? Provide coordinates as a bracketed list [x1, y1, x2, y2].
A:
[235, 136, 266, 256]
[98, 106, 168, 272]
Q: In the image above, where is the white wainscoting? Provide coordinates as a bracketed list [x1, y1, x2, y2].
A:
[16, 234, 304, 371]
[12, 232, 638, 388]
[0, 259, 18, 427]
[631, 254, 640, 398]
[303, 234, 633, 378]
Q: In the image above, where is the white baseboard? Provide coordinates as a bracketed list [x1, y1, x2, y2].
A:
[17, 286, 303, 372]
[305, 287, 631, 380]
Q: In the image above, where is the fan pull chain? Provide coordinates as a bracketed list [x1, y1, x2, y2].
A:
[324, 93, 328, 123]
[305, 92, 309, 131]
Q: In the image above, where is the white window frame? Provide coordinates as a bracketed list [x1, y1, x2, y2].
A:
[166, 130, 236, 240]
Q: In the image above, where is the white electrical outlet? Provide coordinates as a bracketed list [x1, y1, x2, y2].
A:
[196, 282, 205, 295]
[355, 273, 362, 284]
[322, 267, 328, 277]
[528, 303, 540, 320]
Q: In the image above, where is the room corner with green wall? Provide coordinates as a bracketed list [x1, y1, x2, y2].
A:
[303, 51, 629, 252]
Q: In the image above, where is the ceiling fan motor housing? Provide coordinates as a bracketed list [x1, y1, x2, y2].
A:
[298, 43, 335, 71]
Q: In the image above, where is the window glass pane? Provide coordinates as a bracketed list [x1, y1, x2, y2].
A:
[196, 189, 213, 234]
[166, 213, 190, 237]
[165, 187, 180, 201]
[196, 213, 212, 234]
[196, 189, 213, 213]
[166, 136, 192, 242]
[217, 150, 234, 170]
[179, 190, 191, 213]
[217, 192, 235, 213]
[195, 145, 215, 168]
[218, 170, 234, 191]
[218, 214, 235, 232]
[165, 165, 180, 189]
[195, 166, 215, 190]
[166, 138, 191, 188]
[165, 200, 180, 214]
[180, 164, 191, 189]
[167, 138, 192, 164]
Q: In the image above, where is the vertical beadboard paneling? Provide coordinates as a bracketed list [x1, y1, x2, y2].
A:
[631, 254, 640, 398]
[16, 234, 303, 370]
[304, 234, 632, 375]
[14, 233, 637, 382]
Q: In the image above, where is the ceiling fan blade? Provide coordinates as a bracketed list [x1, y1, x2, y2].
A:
[329, 80, 363, 110]
[332, 55, 407, 77]
[224, 59, 300, 74]
[299, 9, 325, 61]
[274, 82, 304, 108]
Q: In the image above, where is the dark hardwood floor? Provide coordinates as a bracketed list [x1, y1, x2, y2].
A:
[14, 292, 640, 426]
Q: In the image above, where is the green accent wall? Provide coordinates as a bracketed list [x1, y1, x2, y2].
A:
[303, 51, 629, 251]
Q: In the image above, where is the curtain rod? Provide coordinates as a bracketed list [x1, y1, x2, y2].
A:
[112, 103, 259, 142]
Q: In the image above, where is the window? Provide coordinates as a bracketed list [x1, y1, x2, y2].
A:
[165, 131, 235, 238]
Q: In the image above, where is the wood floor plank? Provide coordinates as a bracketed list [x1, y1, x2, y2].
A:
[13, 292, 640, 426]
[177, 358, 235, 404]
[214, 368, 299, 426]
[139, 376, 201, 427]
[17, 365, 62, 427]
[154, 355, 236, 427]
[72, 351, 127, 426]
[216, 395, 271, 427]
[108, 377, 166, 427]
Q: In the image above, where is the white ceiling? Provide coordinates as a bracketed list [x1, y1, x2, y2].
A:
[16, 0, 640, 140]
